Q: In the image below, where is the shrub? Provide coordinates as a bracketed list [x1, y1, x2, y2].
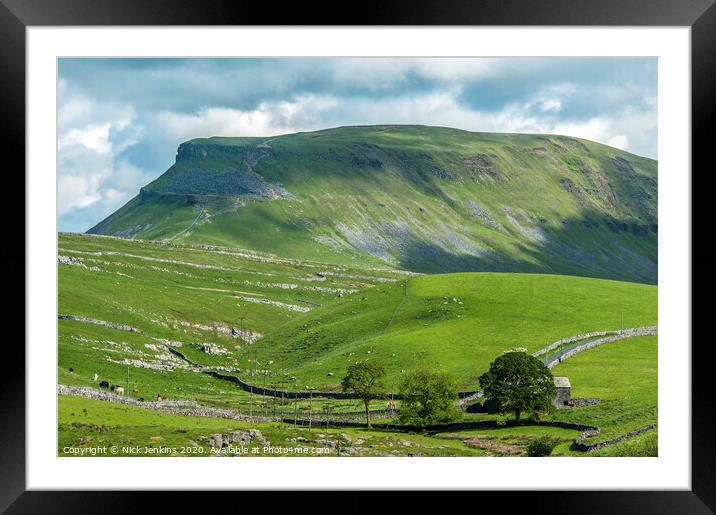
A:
[527, 436, 560, 457]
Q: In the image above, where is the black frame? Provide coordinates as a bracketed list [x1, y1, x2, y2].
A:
[2, 0, 712, 511]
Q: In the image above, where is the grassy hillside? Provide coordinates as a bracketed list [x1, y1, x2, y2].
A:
[89, 125, 657, 283]
[58, 232, 409, 409]
[58, 233, 658, 456]
[59, 233, 656, 394]
[251, 272, 657, 390]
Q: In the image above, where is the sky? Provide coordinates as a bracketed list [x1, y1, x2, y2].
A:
[58, 57, 657, 232]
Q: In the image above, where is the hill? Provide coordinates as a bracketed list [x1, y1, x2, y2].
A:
[58, 234, 656, 395]
[249, 272, 657, 390]
[58, 232, 409, 411]
[58, 233, 658, 456]
[88, 125, 657, 283]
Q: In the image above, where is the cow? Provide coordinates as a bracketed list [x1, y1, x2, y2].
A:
[99, 380, 109, 389]
[115, 386, 125, 396]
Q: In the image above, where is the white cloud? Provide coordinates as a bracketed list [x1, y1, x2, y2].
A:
[552, 118, 621, 144]
[316, 89, 654, 156]
[154, 95, 339, 141]
[58, 173, 103, 213]
[58, 143, 110, 214]
[552, 108, 656, 157]
[60, 123, 114, 155]
[538, 98, 562, 112]
[58, 83, 147, 219]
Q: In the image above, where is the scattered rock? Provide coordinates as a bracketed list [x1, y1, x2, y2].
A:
[204, 429, 269, 449]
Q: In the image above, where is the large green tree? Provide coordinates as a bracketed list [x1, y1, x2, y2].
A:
[479, 351, 556, 420]
[341, 362, 386, 427]
[399, 368, 461, 428]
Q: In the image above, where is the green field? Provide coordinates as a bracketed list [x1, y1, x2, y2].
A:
[59, 232, 657, 457]
[547, 336, 657, 444]
[59, 396, 490, 457]
[252, 272, 656, 390]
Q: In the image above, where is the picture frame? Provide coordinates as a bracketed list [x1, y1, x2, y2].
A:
[4, 0, 711, 510]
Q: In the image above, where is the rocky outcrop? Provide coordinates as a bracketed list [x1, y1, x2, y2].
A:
[159, 169, 295, 200]
[201, 429, 269, 450]
[162, 142, 296, 200]
[192, 342, 228, 355]
[58, 314, 142, 333]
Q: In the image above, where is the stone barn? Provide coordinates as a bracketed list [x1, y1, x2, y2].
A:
[553, 376, 571, 407]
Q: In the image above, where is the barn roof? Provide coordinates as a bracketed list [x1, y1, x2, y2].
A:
[553, 376, 571, 388]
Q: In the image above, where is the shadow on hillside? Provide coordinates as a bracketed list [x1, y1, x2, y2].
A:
[398, 210, 657, 285]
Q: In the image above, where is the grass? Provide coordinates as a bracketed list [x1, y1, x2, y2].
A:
[89, 125, 657, 283]
[58, 232, 410, 412]
[252, 272, 657, 390]
[58, 233, 658, 457]
[548, 336, 657, 448]
[552, 335, 657, 401]
[591, 430, 658, 457]
[62, 394, 647, 457]
[59, 395, 490, 457]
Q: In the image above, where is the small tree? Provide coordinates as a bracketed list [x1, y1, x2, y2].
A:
[479, 351, 556, 421]
[341, 362, 386, 428]
[399, 368, 461, 429]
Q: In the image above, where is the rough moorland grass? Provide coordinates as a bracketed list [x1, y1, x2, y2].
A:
[58, 233, 407, 367]
[58, 232, 410, 411]
[91, 125, 657, 283]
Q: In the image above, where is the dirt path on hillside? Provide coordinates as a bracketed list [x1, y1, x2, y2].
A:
[382, 280, 408, 334]
[168, 209, 208, 241]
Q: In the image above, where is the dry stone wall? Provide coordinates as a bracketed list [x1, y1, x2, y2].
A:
[543, 326, 658, 369]
[533, 326, 657, 357]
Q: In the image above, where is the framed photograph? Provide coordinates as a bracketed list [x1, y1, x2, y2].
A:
[5, 0, 712, 510]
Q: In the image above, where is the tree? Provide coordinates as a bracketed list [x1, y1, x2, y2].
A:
[398, 368, 461, 428]
[479, 351, 556, 421]
[341, 362, 386, 427]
